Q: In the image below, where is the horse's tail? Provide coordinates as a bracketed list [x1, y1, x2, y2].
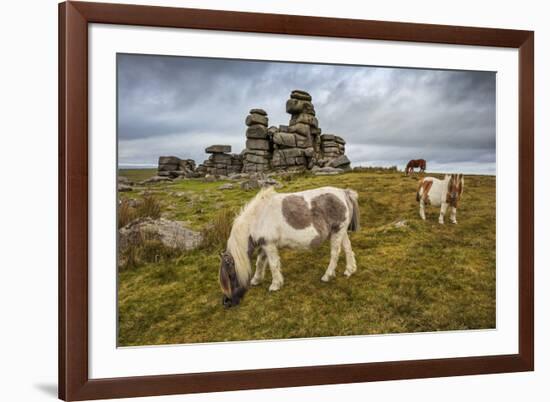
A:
[416, 179, 423, 202]
[345, 189, 360, 232]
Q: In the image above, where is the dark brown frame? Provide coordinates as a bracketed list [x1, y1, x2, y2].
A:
[59, 1, 534, 400]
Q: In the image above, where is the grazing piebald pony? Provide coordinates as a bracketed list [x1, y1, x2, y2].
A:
[416, 174, 464, 224]
[219, 186, 360, 307]
[406, 159, 426, 175]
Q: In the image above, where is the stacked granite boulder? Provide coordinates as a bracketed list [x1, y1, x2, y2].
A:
[195, 145, 243, 177]
[243, 109, 271, 173]
[271, 90, 320, 170]
[319, 134, 351, 170]
[158, 156, 197, 178]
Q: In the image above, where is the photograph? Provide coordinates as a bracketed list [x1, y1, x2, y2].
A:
[116, 54, 496, 347]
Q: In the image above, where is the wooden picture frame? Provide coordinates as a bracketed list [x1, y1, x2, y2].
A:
[59, 1, 534, 400]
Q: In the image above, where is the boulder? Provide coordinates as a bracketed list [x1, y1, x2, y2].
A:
[245, 153, 270, 164]
[249, 108, 267, 116]
[211, 153, 233, 163]
[203, 174, 217, 182]
[140, 176, 173, 184]
[240, 179, 261, 190]
[321, 134, 336, 142]
[273, 132, 297, 148]
[323, 146, 341, 154]
[288, 123, 311, 136]
[246, 138, 270, 151]
[158, 156, 181, 165]
[334, 136, 346, 145]
[118, 183, 133, 192]
[218, 183, 234, 190]
[240, 178, 281, 190]
[286, 99, 315, 115]
[158, 163, 179, 172]
[206, 145, 231, 154]
[290, 90, 312, 101]
[321, 140, 339, 148]
[295, 136, 313, 148]
[119, 217, 202, 251]
[228, 173, 250, 180]
[246, 124, 268, 139]
[245, 113, 268, 127]
[290, 113, 318, 127]
[244, 149, 270, 156]
[303, 147, 315, 158]
[118, 176, 133, 185]
[280, 148, 304, 158]
[312, 166, 344, 175]
[327, 155, 351, 169]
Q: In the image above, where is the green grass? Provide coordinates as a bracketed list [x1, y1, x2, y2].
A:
[117, 170, 496, 346]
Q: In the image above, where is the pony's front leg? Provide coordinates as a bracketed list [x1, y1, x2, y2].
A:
[264, 244, 284, 291]
[439, 202, 448, 224]
[450, 207, 458, 224]
[250, 250, 268, 286]
[342, 232, 357, 277]
[322, 231, 345, 282]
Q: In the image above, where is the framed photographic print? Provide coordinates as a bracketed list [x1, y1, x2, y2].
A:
[59, 1, 534, 400]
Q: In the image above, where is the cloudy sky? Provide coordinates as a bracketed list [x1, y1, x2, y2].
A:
[117, 54, 496, 174]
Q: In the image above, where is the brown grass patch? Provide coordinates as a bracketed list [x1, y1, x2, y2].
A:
[200, 207, 235, 250]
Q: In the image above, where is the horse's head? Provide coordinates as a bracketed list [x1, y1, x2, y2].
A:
[447, 174, 464, 206]
[219, 251, 248, 308]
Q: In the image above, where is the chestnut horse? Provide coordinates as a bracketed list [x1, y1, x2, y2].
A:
[406, 159, 426, 175]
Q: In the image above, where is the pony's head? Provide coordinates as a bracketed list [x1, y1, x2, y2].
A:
[219, 250, 248, 308]
[447, 174, 464, 207]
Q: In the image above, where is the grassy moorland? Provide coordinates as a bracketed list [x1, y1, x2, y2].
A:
[117, 169, 495, 346]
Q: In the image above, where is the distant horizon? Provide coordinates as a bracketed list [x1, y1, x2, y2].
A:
[117, 162, 496, 176]
[118, 54, 496, 175]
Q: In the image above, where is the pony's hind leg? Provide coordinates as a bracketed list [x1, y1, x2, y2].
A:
[264, 244, 284, 291]
[321, 230, 345, 282]
[342, 232, 357, 277]
[419, 199, 426, 220]
[250, 250, 268, 286]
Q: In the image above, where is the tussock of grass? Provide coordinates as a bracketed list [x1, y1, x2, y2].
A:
[118, 194, 162, 229]
[137, 194, 162, 220]
[117, 170, 496, 346]
[119, 234, 180, 272]
[118, 199, 136, 229]
[200, 207, 236, 251]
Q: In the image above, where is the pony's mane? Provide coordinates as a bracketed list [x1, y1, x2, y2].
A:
[227, 187, 277, 286]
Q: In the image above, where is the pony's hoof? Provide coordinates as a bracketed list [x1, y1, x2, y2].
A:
[439, 220, 444, 225]
[321, 274, 333, 282]
[344, 268, 356, 277]
[451, 220, 458, 225]
[250, 278, 262, 286]
[268, 283, 281, 292]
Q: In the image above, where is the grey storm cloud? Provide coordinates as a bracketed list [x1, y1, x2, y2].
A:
[117, 54, 496, 174]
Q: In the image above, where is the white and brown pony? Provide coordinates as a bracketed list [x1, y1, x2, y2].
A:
[416, 174, 464, 224]
[219, 186, 360, 307]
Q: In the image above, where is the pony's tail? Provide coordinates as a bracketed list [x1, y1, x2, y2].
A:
[345, 189, 360, 232]
[416, 179, 423, 202]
